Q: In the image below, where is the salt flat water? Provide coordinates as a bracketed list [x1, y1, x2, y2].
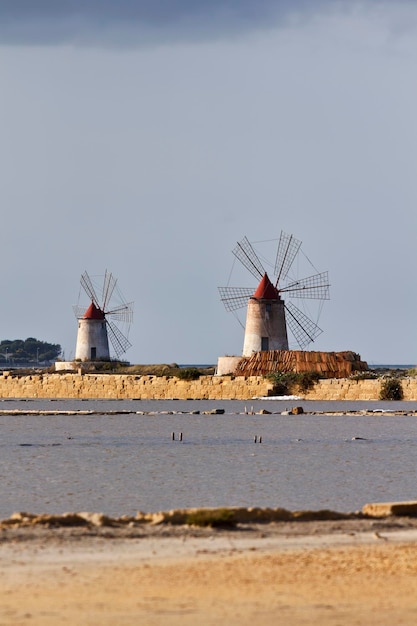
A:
[0, 398, 416, 518]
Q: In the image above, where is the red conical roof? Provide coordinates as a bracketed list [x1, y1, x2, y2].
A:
[253, 273, 279, 299]
[83, 302, 105, 320]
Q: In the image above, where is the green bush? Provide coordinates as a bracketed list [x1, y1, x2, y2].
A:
[379, 378, 404, 401]
[267, 371, 320, 395]
[267, 372, 296, 395]
[297, 371, 321, 392]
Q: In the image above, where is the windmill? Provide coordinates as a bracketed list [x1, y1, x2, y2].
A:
[73, 270, 133, 361]
[218, 232, 330, 356]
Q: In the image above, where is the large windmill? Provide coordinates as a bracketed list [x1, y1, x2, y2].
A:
[73, 270, 133, 361]
[218, 232, 330, 356]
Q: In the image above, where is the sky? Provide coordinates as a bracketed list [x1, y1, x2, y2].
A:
[1, 0, 416, 366]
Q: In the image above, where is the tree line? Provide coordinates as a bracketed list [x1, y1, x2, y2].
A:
[0, 338, 61, 363]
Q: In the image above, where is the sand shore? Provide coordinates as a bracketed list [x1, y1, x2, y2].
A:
[1, 516, 417, 625]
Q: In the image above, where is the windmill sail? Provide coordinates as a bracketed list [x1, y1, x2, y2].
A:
[80, 271, 100, 307]
[218, 286, 255, 312]
[232, 237, 265, 280]
[106, 320, 132, 358]
[279, 271, 330, 300]
[274, 231, 301, 285]
[105, 302, 134, 323]
[102, 270, 117, 310]
[284, 301, 323, 349]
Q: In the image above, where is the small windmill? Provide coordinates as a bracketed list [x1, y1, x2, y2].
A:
[218, 232, 330, 355]
[73, 270, 133, 361]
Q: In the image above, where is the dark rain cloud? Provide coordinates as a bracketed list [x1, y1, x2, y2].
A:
[0, 0, 385, 46]
[0, 0, 313, 22]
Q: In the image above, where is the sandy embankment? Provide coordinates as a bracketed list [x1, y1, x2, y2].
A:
[1, 514, 417, 626]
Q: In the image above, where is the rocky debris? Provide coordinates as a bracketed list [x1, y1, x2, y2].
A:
[235, 350, 368, 378]
[1, 511, 135, 528]
[362, 501, 417, 517]
[0, 507, 356, 530]
[1, 502, 417, 531]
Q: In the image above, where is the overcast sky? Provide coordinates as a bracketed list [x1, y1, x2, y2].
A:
[1, 0, 416, 366]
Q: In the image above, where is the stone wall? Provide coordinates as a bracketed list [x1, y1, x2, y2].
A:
[0, 372, 272, 400]
[303, 377, 417, 401]
[0, 372, 416, 401]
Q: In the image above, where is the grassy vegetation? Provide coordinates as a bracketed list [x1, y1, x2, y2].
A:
[122, 364, 215, 377]
[175, 367, 202, 380]
[59, 362, 216, 377]
[117, 363, 181, 376]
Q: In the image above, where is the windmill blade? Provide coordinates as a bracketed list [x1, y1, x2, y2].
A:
[102, 270, 117, 311]
[72, 304, 87, 319]
[232, 237, 265, 280]
[106, 320, 132, 358]
[280, 271, 330, 300]
[80, 271, 100, 307]
[106, 302, 134, 323]
[274, 231, 302, 286]
[218, 286, 254, 312]
[285, 301, 323, 349]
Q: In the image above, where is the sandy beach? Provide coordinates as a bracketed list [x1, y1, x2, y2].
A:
[1, 516, 417, 625]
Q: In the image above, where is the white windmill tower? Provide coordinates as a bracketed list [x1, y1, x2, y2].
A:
[73, 270, 133, 362]
[218, 232, 330, 357]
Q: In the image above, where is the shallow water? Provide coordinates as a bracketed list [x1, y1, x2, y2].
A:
[0, 398, 416, 517]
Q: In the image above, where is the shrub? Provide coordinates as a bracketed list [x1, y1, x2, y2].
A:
[267, 372, 296, 395]
[297, 371, 321, 392]
[379, 378, 404, 401]
[267, 371, 320, 395]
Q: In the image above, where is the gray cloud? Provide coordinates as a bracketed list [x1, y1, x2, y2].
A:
[0, 0, 314, 22]
[0, 0, 384, 46]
